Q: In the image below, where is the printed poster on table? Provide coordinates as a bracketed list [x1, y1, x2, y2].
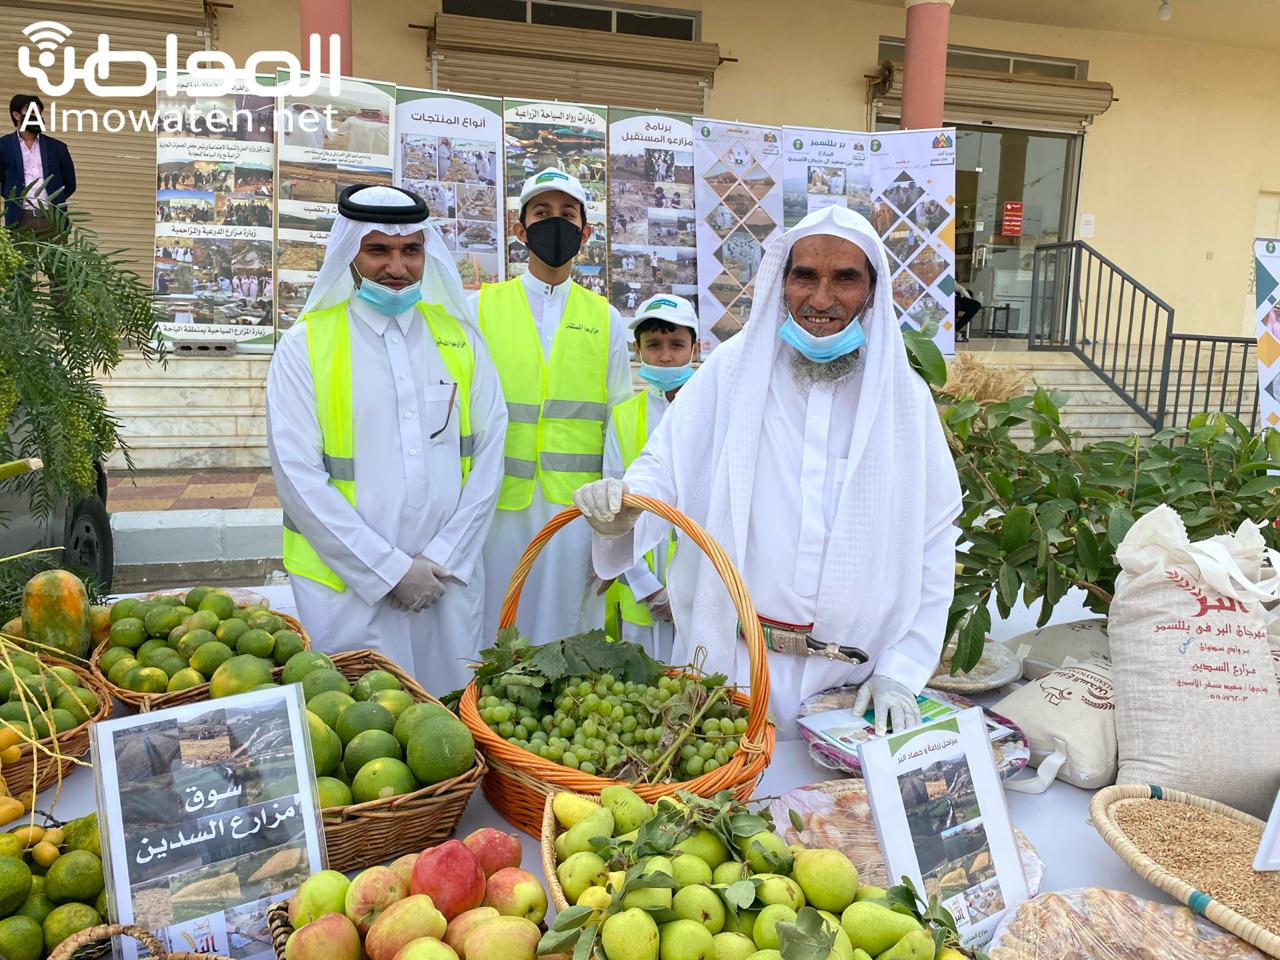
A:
[395, 88, 504, 289]
[782, 126, 872, 227]
[607, 108, 697, 319]
[502, 99, 608, 294]
[276, 74, 396, 330]
[869, 128, 957, 355]
[152, 74, 277, 346]
[92, 687, 325, 960]
[1254, 238, 1280, 429]
[692, 119, 784, 350]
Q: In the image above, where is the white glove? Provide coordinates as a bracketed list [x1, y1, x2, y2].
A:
[644, 587, 673, 621]
[852, 676, 921, 736]
[390, 557, 450, 612]
[573, 479, 641, 538]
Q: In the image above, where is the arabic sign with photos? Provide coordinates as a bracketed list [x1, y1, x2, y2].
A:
[91, 686, 325, 960]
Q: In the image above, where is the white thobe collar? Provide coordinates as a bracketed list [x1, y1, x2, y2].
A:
[350, 296, 417, 337]
[520, 267, 571, 301]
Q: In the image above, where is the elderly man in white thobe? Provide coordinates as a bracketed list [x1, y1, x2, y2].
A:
[267, 185, 506, 696]
[574, 206, 962, 737]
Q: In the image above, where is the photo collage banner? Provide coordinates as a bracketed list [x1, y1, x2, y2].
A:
[1254, 238, 1280, 428]
[149, 81, 955, 353]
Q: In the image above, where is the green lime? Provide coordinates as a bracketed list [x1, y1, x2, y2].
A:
[0, 856, 32, 914]
[370, 689, 414, 720]
[184, 586, 212, 610]
[0, 671, 16, 701]
[281, 651, 335, 686]
[108, 599, 141, 624]
[106, 658, 140, 686]
[42, 902, 101, 952]
[316, 777, 353, 808]
[0, 702, 31, 722]
[44, 850, 103, 904]
[187, 609, 221, 633]
[48, 708, 78, 734]
[155, 595, 183, 607]
[168, 668, 206, 692]
[15, 890, 55, 926]
[123, 667, 169, 695]
[46, 667, 77, 689]
[307, 690, 354, 730]
[143, 606, 182, 639]
[197, 593, 236, 621]
[236, 629, 275, 659]
[0, 915, 43, 960]
[343, 729, 401, 779]
[97, 647, 133, 674]
[407, 714, 475, 785]
[215, 618, 248, 646]
[6, 652, 38, 675]
[157, 655, 190, 679]
[171, 605, 195, 620]
[393, 701, 452, 751]
[209, 655, 273, 699]
[352, 670, 401, 702]
[189, 641, 234, 678]
[177, 629, 218, 661]
[272, 630, 305, 665]
[140, 644, 176, 669]
[167, 623, 189, 647]
[94, 888, 107, 918]
[54, 689, 98, 724]
[246, 612, 283, 634]
[107, 618, 146, 650]
[302, 669, 350, 703]
[0, 835, 22, 859]
[351, 757, 416, 804]
[306, 711, 341, 776]
[334, 700, 394, 746]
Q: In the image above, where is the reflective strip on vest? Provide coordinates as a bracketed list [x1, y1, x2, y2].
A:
[282, 300, 476, 592]
[478, 278, 610, 508]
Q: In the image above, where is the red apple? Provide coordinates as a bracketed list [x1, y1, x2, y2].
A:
[461, 916, 539, 960]
[410, 840, 486, 921]
[364, 895, 447, 960]
[461, 828, 522, 877]
[481, 867, 547, 925]
[344, 866, 408, 936]
[388, 853, 418, 888]
[442, 907, 499, 958]
[284, 911, 362, 960]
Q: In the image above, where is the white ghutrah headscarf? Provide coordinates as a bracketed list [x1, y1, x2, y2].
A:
[300, 185, 474, 328]
[648, 205, 962, 672]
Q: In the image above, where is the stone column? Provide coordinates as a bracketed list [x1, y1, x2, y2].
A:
[900, 0, 954, 129]
[300, 0, 353, 76]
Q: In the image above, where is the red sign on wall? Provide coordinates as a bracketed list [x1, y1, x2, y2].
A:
[1001, 201, 1024, 237]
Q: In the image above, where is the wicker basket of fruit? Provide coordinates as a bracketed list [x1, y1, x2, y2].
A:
[459, 494, 774, 836]
[90, 587, 310, 712]
[49, 924, 232, 960]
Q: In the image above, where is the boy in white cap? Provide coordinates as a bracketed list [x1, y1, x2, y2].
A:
[603, 293, 700, 662]
[472, 168, 633, 646]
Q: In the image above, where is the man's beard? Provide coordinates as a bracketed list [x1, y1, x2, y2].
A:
[789, 347, 863, 388]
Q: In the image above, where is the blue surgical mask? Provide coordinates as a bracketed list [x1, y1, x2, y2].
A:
[355, 272, 422, 316]
[638, 362, 694, 392]
[778, 312, 867, 363]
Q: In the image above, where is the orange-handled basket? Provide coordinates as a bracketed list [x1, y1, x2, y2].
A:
[459, 494, 775, 835]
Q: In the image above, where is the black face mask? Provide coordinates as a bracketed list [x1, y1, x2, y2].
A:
[523, 216, 583, 268]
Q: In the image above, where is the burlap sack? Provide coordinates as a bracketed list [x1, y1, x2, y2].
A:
[1109, 505, 1280, 816]
[994, 656, 1116, 789]
[1002, 619, 1110, 680]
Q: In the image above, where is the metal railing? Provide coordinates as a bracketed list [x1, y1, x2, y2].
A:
[1028, 240, 1258, 431]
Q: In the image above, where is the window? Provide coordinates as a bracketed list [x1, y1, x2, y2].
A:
[442, 1, 697, 40]
[877, 39, 1086, 80]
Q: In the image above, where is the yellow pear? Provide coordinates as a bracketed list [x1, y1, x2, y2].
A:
[552, 792, 603, 830]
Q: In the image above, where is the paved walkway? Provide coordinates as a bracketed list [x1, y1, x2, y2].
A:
[107, 469, 279, 512]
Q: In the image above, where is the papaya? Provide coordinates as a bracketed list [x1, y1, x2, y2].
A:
[20, 572, 90, 660]
[0, 619, 21, 640]
[88, 607, 111, 646]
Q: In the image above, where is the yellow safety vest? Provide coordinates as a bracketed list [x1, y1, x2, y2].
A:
[477, 278, 610, 508]
[282, 299, 476, 592]
[605, 392, 677, 631]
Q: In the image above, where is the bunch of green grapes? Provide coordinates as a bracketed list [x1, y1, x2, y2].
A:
[476, 672, 749, 781]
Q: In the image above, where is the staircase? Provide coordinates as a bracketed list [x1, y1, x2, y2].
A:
[99, 353, 269, 471]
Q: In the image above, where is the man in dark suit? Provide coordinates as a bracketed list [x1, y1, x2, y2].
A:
[2, 94, 76, 234]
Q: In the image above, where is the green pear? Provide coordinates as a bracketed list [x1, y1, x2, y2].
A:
[756, 874, 805, 911]
[792, 848, 859, 913]
[751, 904, 797, 952]
[840, 902, 922, 956]
[659, 918, 715, 960]
[854, 886, 887, 903]
[577, 884, 613, 923]
[617, 828, 640, 843]
[815, 912, 854, 960]
[722, 909, 758, 936]
[602, 907, 660, 960]
[674, 829, 730, 869]
[736, 831, 792, 874]
[602, 785, 655, 835]
[711, 932, 756, 960]
[556, 850, 608, 903]
[672, 853, 713, 887]
[712, 861, 750, 886]
[560, 807, 615, 857]
[851, 951, 873, 960]
[553, 791, 603, 830]
[673, 884, 726, 934]
[745, 953, 781, 960]
[622, 857, 675, 911]
[873, 929, 934, 960]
